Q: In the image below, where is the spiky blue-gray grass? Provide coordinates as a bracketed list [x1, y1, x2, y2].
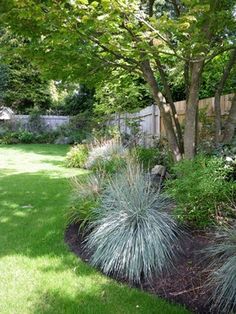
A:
[204, 227, 236, 314]
[85, 163, 183, 283]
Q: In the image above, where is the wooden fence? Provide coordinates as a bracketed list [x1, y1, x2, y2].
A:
[14, 115, 70, 130]
[110, 93, 234, 143]
[161, 93, 234, 134]
[109, 105, 160, 146]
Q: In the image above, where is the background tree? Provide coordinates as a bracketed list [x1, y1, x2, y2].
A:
[0, 55, 52, 113]
[94, 70, 152, 115]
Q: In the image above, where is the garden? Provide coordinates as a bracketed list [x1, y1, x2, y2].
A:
[0, 144, 189, 314]
[0, 1, 236, 314]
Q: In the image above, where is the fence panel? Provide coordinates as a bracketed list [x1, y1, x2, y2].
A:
[110, 94, 234, 141]
[14, 115, 70, 130]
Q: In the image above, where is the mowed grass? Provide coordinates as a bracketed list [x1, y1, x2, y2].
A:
[0, 144, 190, 314]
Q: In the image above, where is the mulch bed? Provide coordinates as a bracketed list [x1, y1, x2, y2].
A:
[65, 223, 214, 314]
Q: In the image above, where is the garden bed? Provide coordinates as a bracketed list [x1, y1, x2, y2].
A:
[65, 223, 213, 314]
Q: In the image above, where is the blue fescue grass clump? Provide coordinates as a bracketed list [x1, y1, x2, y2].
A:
[85, 163, 183, 283]
[204, 227, 236, 314]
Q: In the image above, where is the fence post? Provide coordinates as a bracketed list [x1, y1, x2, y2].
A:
[152, 104, 156, 136]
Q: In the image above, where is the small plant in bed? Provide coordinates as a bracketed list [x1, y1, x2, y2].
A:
[166, 155, 235, 228]
[132, 145, 173, 171]
[85, 162, 183, 283]
[65, 144, 89, 168]
[204, 226, 236, 313]
[67, 173, 106, 230]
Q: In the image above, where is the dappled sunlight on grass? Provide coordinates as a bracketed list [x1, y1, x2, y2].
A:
[0, 144, 87, 178]
[0, 145, 189, 314]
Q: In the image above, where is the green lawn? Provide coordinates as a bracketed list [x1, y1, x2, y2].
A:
[0, 144, 190, 314]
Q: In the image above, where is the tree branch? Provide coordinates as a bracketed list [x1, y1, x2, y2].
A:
[88, 35, 138, 65]
[95, 53, 139, 72]
[205, 46, 236, 64]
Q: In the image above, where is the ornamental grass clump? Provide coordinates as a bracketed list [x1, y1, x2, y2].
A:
[85, 163, 183, 283]
[85, 139, 127, 172]
[70, 172, 106, 200]
[204, 227, 236, 314]
[67, 173, 106, 230]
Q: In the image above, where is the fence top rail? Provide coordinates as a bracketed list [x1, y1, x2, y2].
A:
[15, 115, 69, 119]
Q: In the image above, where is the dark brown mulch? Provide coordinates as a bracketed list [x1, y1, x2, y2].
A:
[65, 223, 213, 314]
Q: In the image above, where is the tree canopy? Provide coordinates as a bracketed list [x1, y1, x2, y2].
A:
[0, 0, 235, 159]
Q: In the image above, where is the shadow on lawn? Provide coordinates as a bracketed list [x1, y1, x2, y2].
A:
[0, 171, 87, 270]
[32, 288, 172, 314]
[31, 281, 186, 314]
[0, 170, 188, 314]
[0, 144, 70, 157]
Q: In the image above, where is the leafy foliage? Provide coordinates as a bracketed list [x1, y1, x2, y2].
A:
[0, 129, 58, 144]
[131, 146, 160, 170]
[65, 144, 89, 168]
[132, 145, 174, 171]
[0, 55, 51, 113]
[204, 227, 236, 313]
[90, 155, 127, 175]
[56, 85, 95, 116]
[85, 163, 183, 282]
[212, 136, 236, 180]
[166, 155, 236, 228]
[94, 70, 151, 114]
[0, 131, 19, 144]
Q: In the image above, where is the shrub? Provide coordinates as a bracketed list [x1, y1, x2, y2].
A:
[131, 143, 174, 171]
[0, 130, 59, 144]
[57, 112, 95, 144]
[85, 163, 183, 283]
[166, 155, 235, 228]
[65, 144, 89, 168]
[28, 107, 45, 133]
[132, 146, 160, 170]
[17, 131, 36, 143]
[36, 131, 58, 144]
[0, 132, 19, 144]
[204, 227, 236, 313]
[212, 136, 236, 181]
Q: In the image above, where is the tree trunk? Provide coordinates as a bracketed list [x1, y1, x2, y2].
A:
[214, 91, 221, 142]
[214, 48, 236, 143]
[222, 94, 236, 144]
[140, 60, 182, 161]
[155, 58, 184, 154]
[184, 61, 204, 159]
